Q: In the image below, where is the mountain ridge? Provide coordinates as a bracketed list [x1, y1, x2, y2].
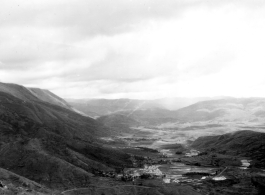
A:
[0, 82, 74, 111]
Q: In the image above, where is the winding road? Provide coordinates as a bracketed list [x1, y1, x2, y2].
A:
[61, 185, 153, 195]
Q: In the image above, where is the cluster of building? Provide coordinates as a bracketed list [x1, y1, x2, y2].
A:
[124, 165, 165, 180]
[240, 159, 251, 169]
[212, 176, 226, 181]
[185, 149, 200, 157]
[92, 165, 166, 182]
[141, 165, 164, 176]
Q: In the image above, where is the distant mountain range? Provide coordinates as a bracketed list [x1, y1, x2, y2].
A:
[92, 98, 265, 125]
[174, 98, 265, 122]
[66, 97, 229, 118]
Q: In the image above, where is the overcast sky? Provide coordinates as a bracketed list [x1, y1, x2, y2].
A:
[1, 0, 265, 99]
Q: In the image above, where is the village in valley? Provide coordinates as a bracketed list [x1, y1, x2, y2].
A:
[91, 147, 252, 187]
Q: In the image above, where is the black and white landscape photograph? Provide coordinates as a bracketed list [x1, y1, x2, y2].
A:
[1, 0, 265, 194]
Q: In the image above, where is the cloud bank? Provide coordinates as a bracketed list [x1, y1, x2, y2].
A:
[1, 0, 265, 99]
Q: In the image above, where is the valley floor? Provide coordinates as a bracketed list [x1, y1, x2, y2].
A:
[93, 122, 265, 195]
[2, 120, 265, 194]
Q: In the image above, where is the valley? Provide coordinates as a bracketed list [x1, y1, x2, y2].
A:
[94, 118, 265, 195]
[1, 82, 265, 194]
[3, 0, 265, 194]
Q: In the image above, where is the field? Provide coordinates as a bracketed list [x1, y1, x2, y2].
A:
[119, 121, 265, 149]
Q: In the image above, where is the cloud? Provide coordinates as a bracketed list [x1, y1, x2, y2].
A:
[1, 0, 265, 99]
[0, 0, 183, 38]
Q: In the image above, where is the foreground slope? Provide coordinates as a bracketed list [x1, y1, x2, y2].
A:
[0, 167, 53, 194]
[0, 83, 133, 189]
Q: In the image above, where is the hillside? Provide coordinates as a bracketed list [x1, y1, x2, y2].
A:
[191, 130, 265, 168]
[0, 167, 53, 194]
[97, 114, 141, 134]
[28, 87, 73, 110]
[0, 82, 40, 102]
[0, 83, 133, 190]
[97, 113, 140, 127]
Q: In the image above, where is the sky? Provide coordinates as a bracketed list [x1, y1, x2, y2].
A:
[1, 0, 265, 99]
